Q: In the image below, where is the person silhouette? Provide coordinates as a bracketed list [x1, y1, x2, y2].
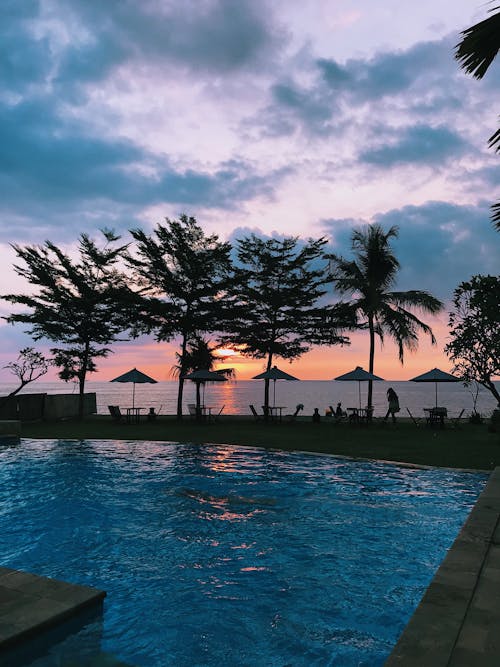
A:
[384, 388, 400, 423]
[312, 408, 321, 423]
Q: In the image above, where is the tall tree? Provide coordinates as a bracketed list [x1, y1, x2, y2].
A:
[327, 224, 443, 409]
[127, 215, 232, 419]
[221, 234, 349, 414]
[455, 4, 500, 229]
[445, 275, 500, 406]
[2, 230, 131, 418]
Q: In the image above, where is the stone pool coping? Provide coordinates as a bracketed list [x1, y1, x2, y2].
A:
[385, 465, 500, 666]
[0, 568, 105, 651]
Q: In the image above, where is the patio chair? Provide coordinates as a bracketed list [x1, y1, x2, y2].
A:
[249, 405, 262, 421]
[406, 407, 421, 427]
[286, 403, 304, 421]
[108, 405, 123, 422]
[187, 403, 197, 419]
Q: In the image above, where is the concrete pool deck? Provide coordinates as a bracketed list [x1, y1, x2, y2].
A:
[0, 567, 105, 651]
[385, 465, 500, 666]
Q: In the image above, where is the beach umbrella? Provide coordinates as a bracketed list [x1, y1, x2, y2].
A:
[409, 367, 460, 407]
[182, 369, 228, 414]
[110, 367, 157, 409]
[252, 365, 299, 407]
[334, 366, 384, 410]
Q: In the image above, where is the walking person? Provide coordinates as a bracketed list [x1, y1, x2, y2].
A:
[384, 387, 400, 423]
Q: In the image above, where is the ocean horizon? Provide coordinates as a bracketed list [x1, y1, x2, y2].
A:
[0, 379, 498, 419]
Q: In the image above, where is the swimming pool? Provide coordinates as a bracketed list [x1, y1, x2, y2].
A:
[0, 439, 487, 666]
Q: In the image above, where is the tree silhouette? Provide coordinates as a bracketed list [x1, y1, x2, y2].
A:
[0, 347, 51, 411]
[327, 224, 443, 409]
[455, 4, 500, 230]
[2, 230, 131, 418]
[445, 275, 500, 406]
[170, 336, 235, 417]
[127, 215, 232, 419]
[221, 234, 349, 414]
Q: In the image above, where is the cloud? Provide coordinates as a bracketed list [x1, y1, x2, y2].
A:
[359, 124, 468, 166]
[0, 95, 289, 241]
[51, 0, 285, 86]
[321, 200, 499, 301]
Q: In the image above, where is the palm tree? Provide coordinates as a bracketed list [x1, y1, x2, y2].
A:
[455, 4, 500, 230]
[328, 224, 443, 409]
[171, 336, 235, 412]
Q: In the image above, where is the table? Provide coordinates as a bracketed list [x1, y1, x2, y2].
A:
[347, 407, 369, 424]
[269, 406, 286, 422]
[126, 407, 144, 424]
[424, 407, 447, 428]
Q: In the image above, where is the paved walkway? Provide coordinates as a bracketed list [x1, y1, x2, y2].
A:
[0, 567, 105, 651]
[386, 466, 500, 666]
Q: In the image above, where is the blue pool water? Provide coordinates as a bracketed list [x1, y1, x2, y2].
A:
[0, 440, 487, 666]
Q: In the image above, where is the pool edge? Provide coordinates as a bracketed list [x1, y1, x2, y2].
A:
[385, 465, 500, 666]
[0, 567, 106, 651]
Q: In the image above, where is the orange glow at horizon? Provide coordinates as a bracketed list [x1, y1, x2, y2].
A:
[5, 314, 462, 383]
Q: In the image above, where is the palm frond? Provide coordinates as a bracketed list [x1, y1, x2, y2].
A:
[492, 201, 500, 230]
[455, 7, 500, 79]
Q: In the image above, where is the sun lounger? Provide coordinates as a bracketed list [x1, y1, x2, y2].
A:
[249, 405, 262, 421]
[212, 405, 225, 422]
[406, 408, 421, 427]
[108, 405, 123, 422]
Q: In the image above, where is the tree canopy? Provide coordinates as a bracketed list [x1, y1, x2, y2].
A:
[221, 234, 350, 412]
[127, 215, 232, 418]
[445, 274, 500, 407]
[327, 224, 443, 409]
[2, 230, 131, 417]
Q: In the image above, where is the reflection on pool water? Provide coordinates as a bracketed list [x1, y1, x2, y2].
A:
[0, 439, 487, 666]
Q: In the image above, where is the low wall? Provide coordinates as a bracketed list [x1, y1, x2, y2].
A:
[0, 393, 96, 421]
[44, 393, 96, 420]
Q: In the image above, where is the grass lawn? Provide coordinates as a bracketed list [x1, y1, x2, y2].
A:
[19, 415, 500, 471]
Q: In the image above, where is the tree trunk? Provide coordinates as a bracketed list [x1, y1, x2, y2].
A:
[263, 354, 273, 420]
[176, 334, 188, 420]
[78, 343, 90, 420]
[367, 314, 375, 414]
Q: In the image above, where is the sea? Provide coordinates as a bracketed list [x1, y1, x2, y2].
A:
[0, 380, 498, 418]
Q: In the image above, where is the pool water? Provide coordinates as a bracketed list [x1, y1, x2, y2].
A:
[0, 440, 487, 666]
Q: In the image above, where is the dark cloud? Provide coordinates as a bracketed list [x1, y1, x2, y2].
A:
[318, 37, 455, 102]
[321, 201, 499, 301]
[0, 0, 51, 93]
[0, 96, 288, 242]
[253, 36, 472, 141]
[51, 0, 284, 87]
[359, 124, 468, 166]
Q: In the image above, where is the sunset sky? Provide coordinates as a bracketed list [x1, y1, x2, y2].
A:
[0, 0, 499, 382]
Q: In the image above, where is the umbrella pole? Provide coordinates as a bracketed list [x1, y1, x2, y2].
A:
[358, 381, 361, 410]
[133, 383, 136, 409]
[435, 382, 438, 408]
[273, 380, 276, 407]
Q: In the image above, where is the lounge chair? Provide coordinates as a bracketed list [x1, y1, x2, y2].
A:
[212, 405, 225, 422]
[249, 405, 262, 421]
[406, 408, 421, 427]
[286, 404, 304, 421]
[108, 405, 123, 422]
